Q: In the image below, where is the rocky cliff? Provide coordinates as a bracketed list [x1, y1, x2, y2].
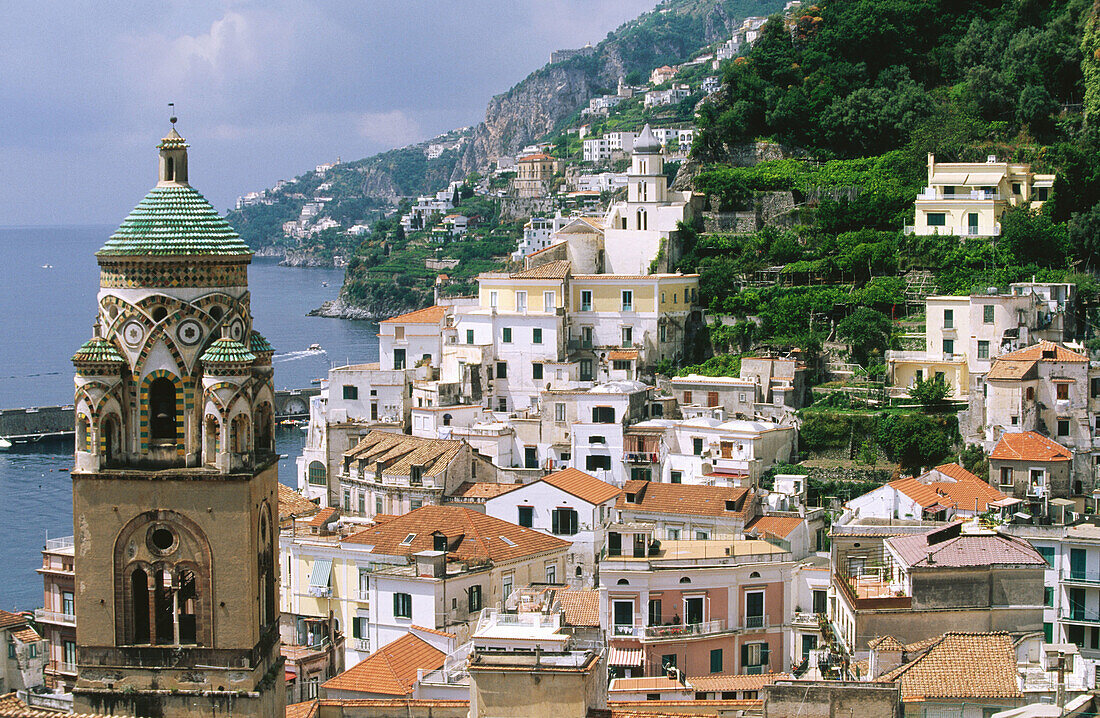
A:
[453, 0, 786, 177]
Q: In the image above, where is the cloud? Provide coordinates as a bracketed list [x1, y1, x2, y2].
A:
[356, 111, 424, 149]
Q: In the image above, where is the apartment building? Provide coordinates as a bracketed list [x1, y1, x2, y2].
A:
[513, 153, 563, 198]
[484, 468, 621, 587]
[989, 431, 1075, 503]
[582, 132, 638, 163]
[280, 505, 570, 667]
[614, 480, 761, 540]
[0, 611, 46, 695]
[844, 463, 1007, 522]
[908, 153, 1055, 237]
[512, 212, 570, 261]
[35, 536, 76, 691]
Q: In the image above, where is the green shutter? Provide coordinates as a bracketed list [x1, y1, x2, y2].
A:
[710, 649, 723, 673]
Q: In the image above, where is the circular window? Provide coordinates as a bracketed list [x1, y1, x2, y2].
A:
[147, 525, 177, 554]
[108, 306, 119, 319]
[122, 321, 145, 348]
[749, 571, 760, 578]
[176, 320, 203, 346]
[152, 307, 168, 322]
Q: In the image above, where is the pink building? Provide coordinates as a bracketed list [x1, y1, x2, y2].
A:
[35, 536, 77, 691]
[600, 525, 796, 679]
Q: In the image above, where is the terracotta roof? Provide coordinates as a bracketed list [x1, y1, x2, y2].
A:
[518, 153, 554, 162]
[608, 350, 639, 361]
[689, 672, 788, 693]
[990, 432, 1072, 462]
[279, 484, 320, 522]
[887, 525, 1046, 568]
[985, 359, 1037, 381]
[557, 588, 601, 627]
[868, 635, 906, 651]
[285, 700, 319, 718]
[0, 691, 128, 718]
[876, 632, 1022, 701]
[0, 611, 26, 630]
[410, 625, 456, 638]
[542, 468, 622, 505]
[744, 515, 804, 539]
[10, 628, 39, 644]
[449, 482, 518, 500]
[997, 341, 1087, 363]
[510, 260, 571, 280]
[322, 633, 445, 696]
[316, 699, 468, 709]
[342, 505, 570, 562]
[888, 466, 1006, 513]
[380, 305, 448, 324]
[308, 506, 338, 529]
[345, 430, 465, 480]
[372, 514, 400, 524]
[616, 480, 751, 518]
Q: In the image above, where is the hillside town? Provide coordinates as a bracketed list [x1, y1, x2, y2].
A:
[8, 0, 1100, 717]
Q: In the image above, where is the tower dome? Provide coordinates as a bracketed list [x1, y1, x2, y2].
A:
[632, 123, 663, 154]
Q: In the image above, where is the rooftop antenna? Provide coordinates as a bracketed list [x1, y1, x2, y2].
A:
[168, 102, 177, 126]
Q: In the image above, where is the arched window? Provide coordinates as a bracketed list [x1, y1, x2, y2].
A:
[76, 413, 90, 453]
[308, 461, 327, 487]
[101, 413, 121, 463]
[442, 413, 452, 426]
[637, 209, 647, 231]
[749, 571, 760, 578]
[258, 507, 275, 631]
[231, 414, 251, 454]
[575, 566, 583, 578]
[679, 576, 691, 584]
[616, 578, 630, 585]
[204, 415, 220, 463]
[130, 568, 150, 644]
[254, 403, 274, 454]
[166, 156, 175, 182]
[149, 377, 177, 443]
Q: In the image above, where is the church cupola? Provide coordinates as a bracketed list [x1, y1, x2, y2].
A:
[158, 108, 188, 186]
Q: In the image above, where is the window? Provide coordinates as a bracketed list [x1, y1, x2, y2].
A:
[469, 585, 482, 613]
[1036, 187, 1050, 201]
[927, 212, 946, 227]
[496, 361, 507, 379]
[502, 327, 512, 343]
[490, 291, 498, 308]
[943, 338, 954, 355]
[710, 648, 723, 674]
[695, 530, 709, 540]
[498, 398, 507, 411]
[580, 359, 593, 381]
[532, 328, 542, 344]
[661, 654, 677, 670]
[671, 470, 682, 484]
[707, 391, 719, 407]
[581, 326, 593, 348]
[622, 291, 633, 311]
[308, 461, 327, 486]
[358, 492, 365, 515]
[28, 644, 37, 659]
[62, 590, 74, 616]
[518, 506, 533, 527]
[503, 573, 513, 599]
[533, 362, 543, 380]
[1058, 419, 1070, 437]
[943, 309, 953, 329]
[1057, 383, 1069, 400]
[693, 437, 704, 455]
[410, 466, 423, 485]
[1045, 586, 1054, 607]
[401, 533, 417, 546]
[551, 508, 579, 535]
[6, 642, 13, 659]
[63, 640, 76, 666]
[592, 406, 615, 423]
[978, 340, 989, 359]
[586, 455, 611, 471]
[683, 391, 693, 404]
[659, 324, 667, 342]
[621, 326, 633, 348]
[343, 489, 351, 511]
[668, 527, 681, 539]
[516, 291, 527, 312]
[410, 498, 423, 510]
[524, 446, 538, 469]
[581, 290, 592, 312]
[393, 348, 406, 370]
[631, 467, 652, 482]
[999, 466, 1013, 487]
[613, 360, 631, 371]
[544, 291, 555, 312]
[343, 385, 358, 400]
[466, 328, 475, 344]
[393, 592, 412, 618]
[352, 616, 369, 639]
[745, 590, 765, 628]
[812, 589, 827, 615]
[984, 305, 995, 323]
[546, 564, 557, 583]
[742, 642, 769, 671]
[376, 497, 383, 515]
[394, 326, 405, 340]
[554, 402, 566, 422]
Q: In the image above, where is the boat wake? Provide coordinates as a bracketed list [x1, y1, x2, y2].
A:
[274, 349, 327, 363]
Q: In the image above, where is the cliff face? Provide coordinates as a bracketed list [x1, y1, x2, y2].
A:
[453, 0, 784, 177]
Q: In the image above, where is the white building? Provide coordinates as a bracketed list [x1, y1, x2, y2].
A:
[512, 212, 571, 261]
[701, 76, 720, 95]
[484, 468, 621, 587]
[644, 84, 691, 108]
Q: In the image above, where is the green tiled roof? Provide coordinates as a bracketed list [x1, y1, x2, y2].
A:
[200, 337, 257, 364]
[98, 186, 251, 256]
[250, 330, 274, 354]
[72, 337, 125, 364]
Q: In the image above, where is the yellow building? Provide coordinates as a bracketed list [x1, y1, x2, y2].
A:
[513, 153, 564, 198]
[908, 153, 1055, 237]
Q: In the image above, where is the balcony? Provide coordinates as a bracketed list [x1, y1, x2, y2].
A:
[743, 615, 769, 630]
[356, 590, 370, 603]
[352, 638, 370, 652]
[1063, 609, 1100, 624]
[642, 619, 728, 641]
[46, 660, 77, 676]
[917, 189, 1004, 201]
[34, 609, 76, 626]
[1064, 570, 1100, 585]
[623, 451, 660, 464]
[612, 624, 642, 638]
[792, 612, 821, 627]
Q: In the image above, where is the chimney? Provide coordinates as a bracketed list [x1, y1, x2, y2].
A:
[414, 550, 447, 578]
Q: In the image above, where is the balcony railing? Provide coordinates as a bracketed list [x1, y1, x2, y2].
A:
[792, 612, 820, 626]
[1063, 609, 1100, 624]
[352, 638, 370, 652]
[612, 624, 642, 638]
[642, 619, 727, 640]
[1064, 570, 1100, 584]
[45, 536, 74, 552]
[356, 590, 370, 602]
[623, 451, 660, 463]
[34, 609, 76, 626]
[744, 615, 768, 630]
[47, 660, 77, 675]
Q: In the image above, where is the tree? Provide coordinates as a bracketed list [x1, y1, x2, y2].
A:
[1069, 203, 1100, 271]
[959, 444, 989, 479]
[909, 374, 951, 406]
[877, 413, 956, 476]
[837, 306, 892, 366]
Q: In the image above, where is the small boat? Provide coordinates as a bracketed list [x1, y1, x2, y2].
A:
[0, 437, 11, 451]
[310, 378, 324, 384]
[41, 264, 53, 269]
[321, 281, 329, 287]
[279, 419, 298, 426]
[308, 343, 322, 352]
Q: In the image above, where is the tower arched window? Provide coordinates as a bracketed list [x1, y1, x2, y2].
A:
[149, 377, 178, 443]
[637, 209, 647, 231]
[102, 413, 121, 464]
[254, 403, 274, 454]
[442, 413, 452, 426]
[130, 568, 150, 644]
[166, 156, 175, 182]
[76, 413, 91, 453]
[258, 506, 275, 631]
[204, 415, 220, 463]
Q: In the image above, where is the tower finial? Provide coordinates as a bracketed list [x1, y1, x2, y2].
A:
[169, 102, 177, 127]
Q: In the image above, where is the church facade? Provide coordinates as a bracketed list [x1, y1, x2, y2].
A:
[70, 125, 285, 717]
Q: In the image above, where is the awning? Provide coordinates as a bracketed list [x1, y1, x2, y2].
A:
[285, 671, 297, 682]
[964, 171, 1006, 185]
[929, 173, 969, 185]
[608, 647, 644, 667]
[308, 558, 333, 596]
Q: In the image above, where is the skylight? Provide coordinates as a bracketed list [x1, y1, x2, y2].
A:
[499, 536, 517, 547]
[401, 533, 417, 545]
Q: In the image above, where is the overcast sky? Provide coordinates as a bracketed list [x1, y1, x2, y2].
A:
[1, 1, 656, 226]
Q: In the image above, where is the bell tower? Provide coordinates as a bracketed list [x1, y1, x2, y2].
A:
[70, 119, 284, 717]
